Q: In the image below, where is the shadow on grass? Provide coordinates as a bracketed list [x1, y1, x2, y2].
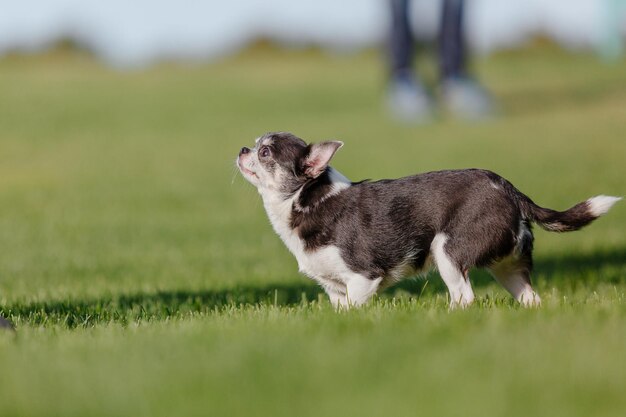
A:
[392, 247, 626, 295]
[1, 283, 324, 328]
[534, 249, 626, 281]
[2, 249, 624, 328]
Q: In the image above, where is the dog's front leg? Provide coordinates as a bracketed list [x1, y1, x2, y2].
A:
[318, 274, 382, 309]
[345, 274, 382, 308]
[317, 279, 349, 309]
[326, 290, 349, 309]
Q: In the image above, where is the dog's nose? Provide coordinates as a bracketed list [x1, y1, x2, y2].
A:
[240, 147, 250, 156]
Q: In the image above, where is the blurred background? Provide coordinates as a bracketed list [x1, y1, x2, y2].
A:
[2, 0, 624, 66]
[1, 0, 626, 121]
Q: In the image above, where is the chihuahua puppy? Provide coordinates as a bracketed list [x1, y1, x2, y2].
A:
[237, 132, 620, 308]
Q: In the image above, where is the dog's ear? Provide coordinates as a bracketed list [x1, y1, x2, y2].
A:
[302, 141, 343, 178]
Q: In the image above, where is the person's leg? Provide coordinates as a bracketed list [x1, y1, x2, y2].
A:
[439, 0, 494, 119]
[386, 0, 432, 121]
[439, 0, 466, 80]
[389, 0, 414, 81]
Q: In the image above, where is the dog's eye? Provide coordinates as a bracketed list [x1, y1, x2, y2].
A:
[259, 147, 271, 158]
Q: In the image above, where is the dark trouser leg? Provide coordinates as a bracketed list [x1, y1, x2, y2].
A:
[386, 0, 434, 121]
[389, 0, 414, 80]
[439, 0, 466, 80]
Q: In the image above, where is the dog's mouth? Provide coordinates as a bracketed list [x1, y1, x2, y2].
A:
[238, 161, 258, 179]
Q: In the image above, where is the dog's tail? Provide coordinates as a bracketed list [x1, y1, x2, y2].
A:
[520, 195, 621, 232]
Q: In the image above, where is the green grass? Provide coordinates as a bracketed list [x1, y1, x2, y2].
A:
[0, 46, 625, 417]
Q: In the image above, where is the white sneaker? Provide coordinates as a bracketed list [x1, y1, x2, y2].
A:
[386, 76, 434, 123]
[441, 77, 495, 120]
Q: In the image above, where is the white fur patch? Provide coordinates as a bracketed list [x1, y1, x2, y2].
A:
[346, 275, 382, 307]
[324, 167, 351, 198]
[292, 168, 351, 214]
[587, 195, 621, 217]
[328, 167, 351, 190]
[430, 233, 475, 308]
[297, 245, 351, 282]
[260, 192, 302, 255]
[515, 220, 532, 254]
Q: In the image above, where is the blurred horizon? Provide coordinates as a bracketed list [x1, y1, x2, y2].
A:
[1, 0, 624, 68]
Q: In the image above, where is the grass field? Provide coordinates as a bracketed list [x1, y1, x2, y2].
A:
[0, 46, 625, 417]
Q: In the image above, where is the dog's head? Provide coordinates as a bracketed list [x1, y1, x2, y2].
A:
[237, 132, 343, 196]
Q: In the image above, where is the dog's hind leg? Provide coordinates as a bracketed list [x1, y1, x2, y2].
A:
[431, 233, 475, 308]
[488, 255, 541, 307]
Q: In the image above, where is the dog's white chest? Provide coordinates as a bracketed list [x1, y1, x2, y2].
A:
[261, 194, 350, 282]
[295, 245, 351, 280]
[275, 223, 348, 281]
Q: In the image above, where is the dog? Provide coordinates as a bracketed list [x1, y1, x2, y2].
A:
[237, 132, 620, 308]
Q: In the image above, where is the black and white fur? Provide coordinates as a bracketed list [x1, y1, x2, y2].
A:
[237, 132, 620, 308]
